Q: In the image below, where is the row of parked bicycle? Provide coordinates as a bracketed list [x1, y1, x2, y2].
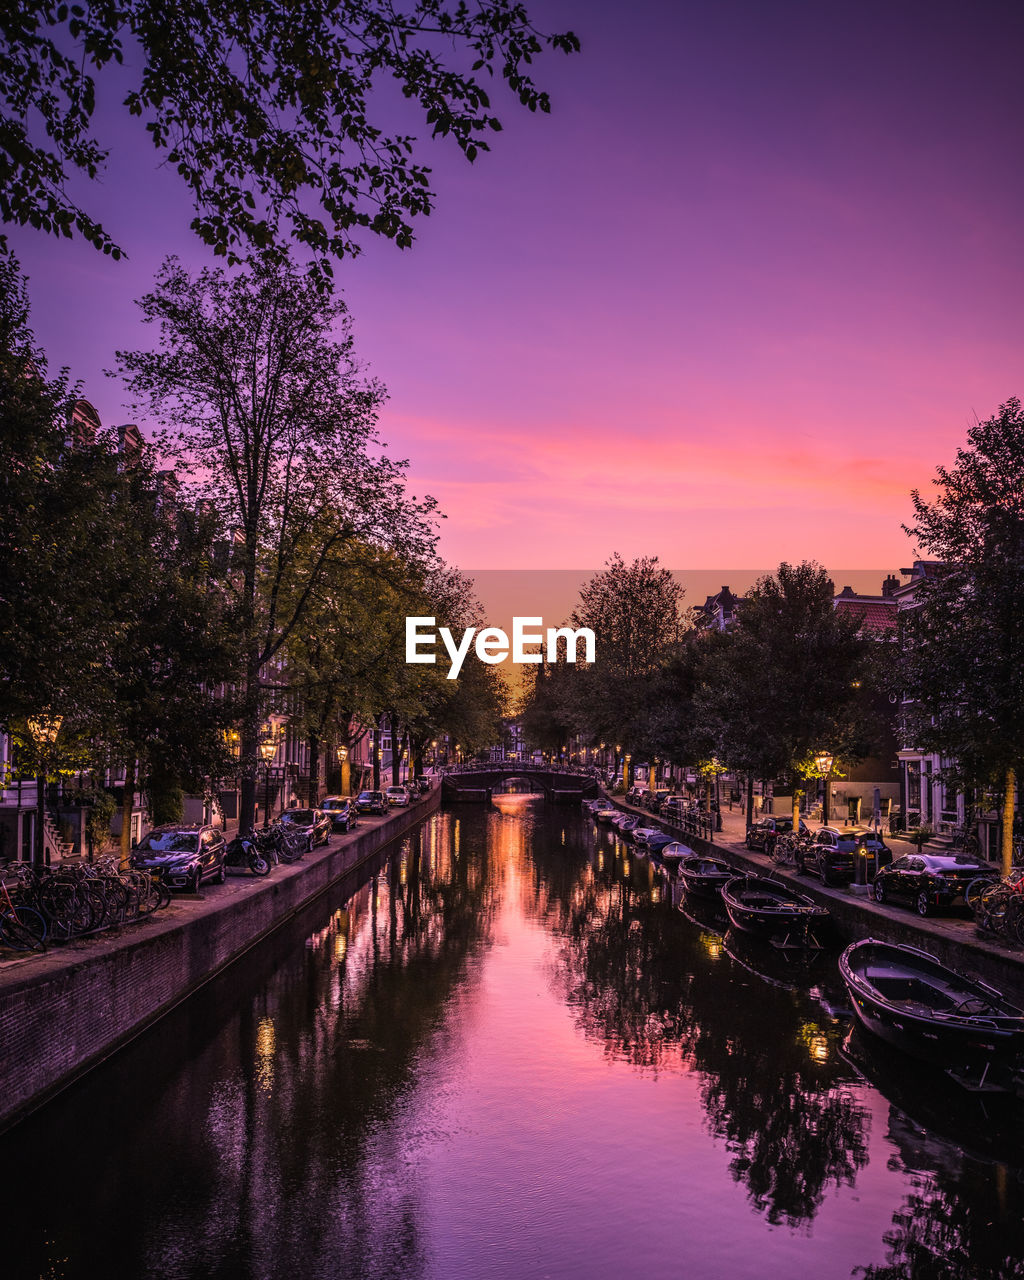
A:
[0, 857, 170, 951]
[0, 783, 436, 954]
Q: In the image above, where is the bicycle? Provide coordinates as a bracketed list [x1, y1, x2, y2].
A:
[974, 869, 1024, 945]
[0, 871, 48, 951]
[949, 826, 980, 856]
[771, 833, 810, 867]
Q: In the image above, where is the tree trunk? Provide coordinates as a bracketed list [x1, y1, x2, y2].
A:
[308, 728, 321, 807]
[391, 715, 401, 786]
[34, 771, 46, 870]
[791, 787, 802, 842]
[238, 631, 264, 833]
[119, 757, 137, 870]
[1002, 767, 1016, 877]
[372, 725, 381, 791]
[746, 775, 754, 831]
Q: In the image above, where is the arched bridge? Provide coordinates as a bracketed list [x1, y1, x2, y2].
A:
[442, 763, 600, 803]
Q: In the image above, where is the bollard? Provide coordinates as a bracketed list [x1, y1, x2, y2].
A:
[851, 843, 871, 895]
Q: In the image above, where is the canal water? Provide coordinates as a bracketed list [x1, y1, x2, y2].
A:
[5, 796, 1024, 1279]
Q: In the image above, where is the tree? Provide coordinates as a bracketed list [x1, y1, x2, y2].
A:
[118, 255, 437, 831]
[1, 1, 579, 275]
[901, 398, 1024, 875]
[698, 563, 876, 833]
[564, 554, 686, 774]
[1, 256, 239, 861]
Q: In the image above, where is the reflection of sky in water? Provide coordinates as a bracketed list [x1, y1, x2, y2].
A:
[3, 802, 1023, 1280]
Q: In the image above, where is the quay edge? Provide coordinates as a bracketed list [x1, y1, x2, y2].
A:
[0, 788, 440, 1135]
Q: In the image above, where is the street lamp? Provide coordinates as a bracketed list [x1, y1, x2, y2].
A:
[259, 735, 277, 828]
[27, 712, 62, 870]
[814, 750, 834, 825]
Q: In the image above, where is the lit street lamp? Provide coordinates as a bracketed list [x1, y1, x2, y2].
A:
[814, 750, 834, 825]
[336, 744, 350, 797]
[27, 712, 62, 870]
[259, 734, 277, 828]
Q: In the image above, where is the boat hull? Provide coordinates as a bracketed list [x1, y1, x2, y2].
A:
[721, 876, 829, 945]
[840, 939, 1024, 1071]
[678, 856, 733, 901]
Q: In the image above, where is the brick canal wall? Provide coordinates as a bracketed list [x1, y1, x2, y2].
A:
[0, 790, 439, 1134]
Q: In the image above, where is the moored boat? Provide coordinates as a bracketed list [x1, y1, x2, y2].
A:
[677, 854, 733, 900]
[839, 938, 1024, 1079]
[720, 875, 830, 947]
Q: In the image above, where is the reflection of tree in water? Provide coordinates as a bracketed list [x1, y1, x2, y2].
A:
[530, 822, 869, 1229]
[853, 1119, 1024, 1280]
[3, 811, 500, 1280]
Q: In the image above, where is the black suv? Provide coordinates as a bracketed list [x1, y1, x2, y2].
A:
[796, 827, 892, 885]
[131, 823, 227, 892]
[872, 852, 993, 917]
[745, 816, 808, 851]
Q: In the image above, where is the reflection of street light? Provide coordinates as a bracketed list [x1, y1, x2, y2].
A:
[28, 713, 62, 869]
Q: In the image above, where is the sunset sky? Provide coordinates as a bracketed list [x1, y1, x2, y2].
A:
[7, 0, 1024, 573]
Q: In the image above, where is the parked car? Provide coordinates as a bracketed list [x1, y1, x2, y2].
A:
[280, 807, 332, 849]
[796, 827, 892, 885]
[131, 823, 227, 892]
[355, 790, 388, 816]
[414, 776, 432, 794]
[872, 852, 994, 917]
[626, 785, 647, 804]
[385, 785, 410, 806]
[320, 796, 354, 832]
[745, 816, 809, 851]
[646, 789, 672, 813]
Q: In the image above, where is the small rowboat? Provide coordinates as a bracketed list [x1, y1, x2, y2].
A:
[677, 854, 733, 900]
[839, 938, 1024, 1081]
[720, 875, 830, 948]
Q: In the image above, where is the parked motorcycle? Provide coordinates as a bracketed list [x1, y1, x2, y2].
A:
[224, 830, 273, 876]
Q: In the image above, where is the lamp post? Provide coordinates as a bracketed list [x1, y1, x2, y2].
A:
[336, 744, 350, 797]
[259, 736, 277, 828]
[813, 750, 834, 825]
[27, 712, 62, 870]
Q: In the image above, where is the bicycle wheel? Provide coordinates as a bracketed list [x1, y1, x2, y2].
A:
[979, 886, 1011, 936]
[0, 905, 47, 951]
[1005, 897, 1024, 946]
[966, 877, 998, 911]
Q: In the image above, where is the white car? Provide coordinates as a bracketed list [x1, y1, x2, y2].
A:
[386, 785, 410, 806]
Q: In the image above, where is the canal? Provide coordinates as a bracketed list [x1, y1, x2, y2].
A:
[5, 796, 1024, 1279]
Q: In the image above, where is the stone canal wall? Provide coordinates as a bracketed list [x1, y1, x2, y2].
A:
[0, 790, 439, 1134]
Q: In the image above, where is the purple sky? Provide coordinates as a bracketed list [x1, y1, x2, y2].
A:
[7, 0, 1024, 571]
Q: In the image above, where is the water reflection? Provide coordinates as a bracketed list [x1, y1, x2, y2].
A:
[2, 800, 1023, 1280]
[531, 823, 871, 1227]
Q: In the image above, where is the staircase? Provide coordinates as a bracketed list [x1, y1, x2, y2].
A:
[42, 808, 75, 862]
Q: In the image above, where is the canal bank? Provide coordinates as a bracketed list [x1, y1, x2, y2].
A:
[600, 790, 1024, 995]
[0, 787, 439, 1134]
